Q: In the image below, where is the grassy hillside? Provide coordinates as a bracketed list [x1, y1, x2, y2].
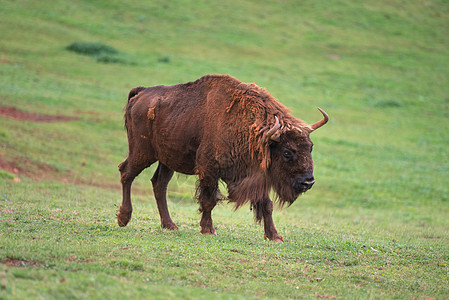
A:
[1, 0, 448, 299]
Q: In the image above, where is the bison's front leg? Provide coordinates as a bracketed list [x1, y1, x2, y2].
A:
[198, 177, 218, 235]
[254, 199, 284, 242]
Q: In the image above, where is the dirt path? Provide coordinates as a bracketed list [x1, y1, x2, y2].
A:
[0, 106, 79, 122]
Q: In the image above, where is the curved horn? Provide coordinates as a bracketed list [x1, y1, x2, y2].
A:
[266, 116, 281, 142]
[310, 107, 329, 131]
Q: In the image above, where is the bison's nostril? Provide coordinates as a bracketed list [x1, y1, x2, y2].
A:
[304, 180, 315, 189]
[294, 177, 315, 192]
[302, 177, 315, 190]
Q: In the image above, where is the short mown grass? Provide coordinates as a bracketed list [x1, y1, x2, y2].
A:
[1, 0, 448, 299]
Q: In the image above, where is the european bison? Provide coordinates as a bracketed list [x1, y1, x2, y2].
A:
[118, 74, 328, 241]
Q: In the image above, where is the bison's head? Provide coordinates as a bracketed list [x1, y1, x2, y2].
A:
[267, 108, 328, 205]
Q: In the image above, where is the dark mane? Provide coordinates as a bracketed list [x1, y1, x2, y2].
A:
[226, 80, 308, 171]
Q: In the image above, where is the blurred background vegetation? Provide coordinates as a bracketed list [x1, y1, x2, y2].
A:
[1, 0, 447, 207]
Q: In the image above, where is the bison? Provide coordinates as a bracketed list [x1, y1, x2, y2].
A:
[118, 74, 328, 241]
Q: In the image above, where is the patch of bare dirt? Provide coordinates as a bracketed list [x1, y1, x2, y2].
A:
[1, 257, 46, 268]
[0, 106, 79, 122]
[0, 153, 121, 190]
[64, 255, 94, 263]
[0, 107, 123, 191]
[0, 153, 61, 181]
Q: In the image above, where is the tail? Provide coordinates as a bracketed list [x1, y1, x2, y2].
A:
[128, 86, 146, 101]
[124, 86, 146, 131]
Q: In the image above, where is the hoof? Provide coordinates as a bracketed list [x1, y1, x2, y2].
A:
[117, 207, 132, 227]
[162, 223, 179, 230]
[200, 228, 217, 235]
[264, 233, 284, 242]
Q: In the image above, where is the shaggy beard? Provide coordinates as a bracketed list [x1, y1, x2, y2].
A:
[226, 172, 301, 207]
[270, 176, 301, 207]
[227, 173, 270, 209]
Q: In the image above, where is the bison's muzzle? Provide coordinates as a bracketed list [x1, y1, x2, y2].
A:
[294, 176, 315, 194]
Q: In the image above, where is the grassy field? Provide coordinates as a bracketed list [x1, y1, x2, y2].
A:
[1, 0, 448, 299]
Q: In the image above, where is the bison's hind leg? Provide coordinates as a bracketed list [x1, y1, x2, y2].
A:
[118, 157, 153, 227]
[151, 162, 179, 230]
[118, 159, 133, 226]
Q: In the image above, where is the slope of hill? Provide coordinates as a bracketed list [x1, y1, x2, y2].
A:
[1, 0, 448, 298]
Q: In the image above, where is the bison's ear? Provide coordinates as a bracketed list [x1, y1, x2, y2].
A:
[268, 139, 279, 150]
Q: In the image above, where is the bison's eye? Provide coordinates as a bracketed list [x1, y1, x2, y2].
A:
[283, 150, 293, 159]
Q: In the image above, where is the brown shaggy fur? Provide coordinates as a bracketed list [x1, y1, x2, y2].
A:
[117, 74, 325, 241]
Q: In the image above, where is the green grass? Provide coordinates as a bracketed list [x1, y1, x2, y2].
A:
[1, 0, 448, 299]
